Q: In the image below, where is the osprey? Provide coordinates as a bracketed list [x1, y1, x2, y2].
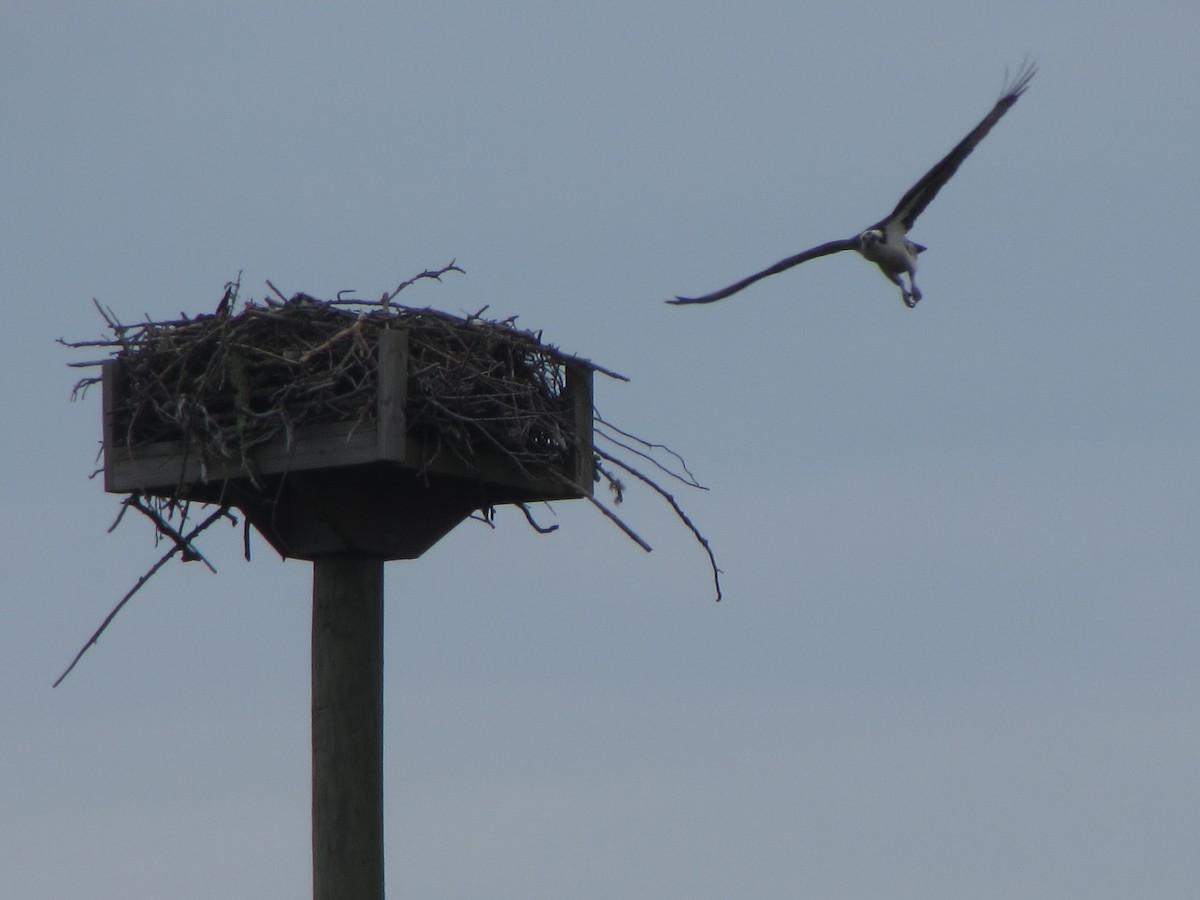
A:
[669, 61, 1036, 308]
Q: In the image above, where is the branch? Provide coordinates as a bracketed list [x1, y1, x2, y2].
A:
[595, 412, 704, 487]
[596, 448, 723, 602]
[127, 496, 218, 573]
[595, 424, 706, 490]
[298, 314, 366, 365]
[517, 502, 559, 534]
[53, 504, 232, 687]
[554, 471, 653, 553]
[386, 260, 465, 303]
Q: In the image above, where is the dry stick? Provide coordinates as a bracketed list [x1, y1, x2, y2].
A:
[265, 279, 290, 304]
[53, 504, 232, 687]
[517, 502, 559, 534]
[595, 413, 704, 487]
[321, 263, 466, 308]
[69, 377, 102, 402]
[127, 495, 219, 573]
[596, 447, 723, 602]
[105, 496, 134, 533]
[59, 337, 124, 350]
[547, 464, 652, 552]
[387, 260, 465, 302]
[91, 297, 124, 336]
[578, 488, 654, 553]
[297, 315, 366, 365]
[398, 301, 628, 384]
[595, 425, 706, 490]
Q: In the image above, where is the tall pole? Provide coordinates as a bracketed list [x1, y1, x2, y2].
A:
[311, 555, 385, 900]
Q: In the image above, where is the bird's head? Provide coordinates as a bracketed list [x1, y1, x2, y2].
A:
[858, 229, 885, 248]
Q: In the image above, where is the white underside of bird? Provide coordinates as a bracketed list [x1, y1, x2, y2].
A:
[856, 224, 927, 308]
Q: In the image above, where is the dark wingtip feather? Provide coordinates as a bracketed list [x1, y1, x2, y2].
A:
[1003, 56, 1038, 101]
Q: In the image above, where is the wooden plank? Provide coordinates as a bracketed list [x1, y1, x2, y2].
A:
[101, 360, 121, 494]
[375, 328, 408, 463]
[567, 363, 595, 494]
[104, 423, 383, 494]
[399, 429, 578, 499]
[105, 420, 584, 500]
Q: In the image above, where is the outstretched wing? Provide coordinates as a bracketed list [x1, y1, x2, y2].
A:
[668, 238, 857, 305]
[885, 59, 1036, 232]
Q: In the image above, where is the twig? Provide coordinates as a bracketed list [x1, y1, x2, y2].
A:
[127, 495, 218, 573]
[595, 412, 704, 487]
[53, 504, 232, 687]
[91, 297, 125, 336]
[517, 502, 559, 534]
[550, 471, 653, 553]
[298, 314, 366, 365]
[265, 279, 289, 304]
[595, 424, 706, 490]
[583, 491, 653, 552]
[597, 448, 723, 602]
[386, 260, 464, 302]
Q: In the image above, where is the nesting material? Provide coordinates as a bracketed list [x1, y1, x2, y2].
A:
[103, 292, 597, 482]
[57, 268, 721, 685]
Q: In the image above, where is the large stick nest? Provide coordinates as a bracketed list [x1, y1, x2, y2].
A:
[100, 269, 607, 478]
[57, 266, 721, 686]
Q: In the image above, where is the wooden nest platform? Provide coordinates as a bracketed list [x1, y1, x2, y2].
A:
[91, 274, 605, 560]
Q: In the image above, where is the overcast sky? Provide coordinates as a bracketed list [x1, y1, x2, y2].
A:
[4, 2, 1199, 898]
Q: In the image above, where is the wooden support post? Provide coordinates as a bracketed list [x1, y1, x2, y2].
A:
[311, 556, 386, 900]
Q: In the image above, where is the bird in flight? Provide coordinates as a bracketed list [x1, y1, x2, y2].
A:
[669, 60, 1036, 309]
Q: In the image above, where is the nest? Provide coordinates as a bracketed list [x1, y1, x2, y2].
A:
[58, 265, 721, 685]
[103, 282, 593, 480]
[124, 303, 577, 461]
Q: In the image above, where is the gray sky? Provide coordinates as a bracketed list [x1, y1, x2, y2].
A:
[4, 2, 1199, 898]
